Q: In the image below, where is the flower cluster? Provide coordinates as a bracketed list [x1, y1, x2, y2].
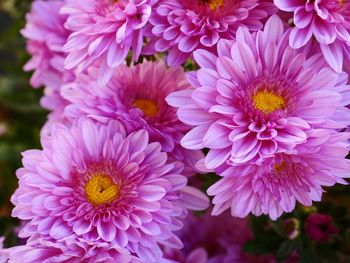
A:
[167, 15, 350, 219]
[1, 0, 350, 262]
[274, 0, 350, 72]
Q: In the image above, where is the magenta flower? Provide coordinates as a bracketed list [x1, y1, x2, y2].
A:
[21, 0, 74, 133]
[167, 15, 350, 171]
[11, 118, 208, 261]
[144, 0, 276, 66]
[62, 0, 157, 86]
[274, 0, 350, 72]
[163, 210, 252, 263]
[1, 235, 136, 263]
[305, 213, 339, 243]
[62, 60, 204, 176]
[207, 131, 350, 220]
[22, 0, 72, 90]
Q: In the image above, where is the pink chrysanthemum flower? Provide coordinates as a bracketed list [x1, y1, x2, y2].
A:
[163, 210, 254, 263]
[144, 0, 276, 66]
[22, 0, 72, 90]
[11, 118, 209, 262]
[1, 235, 136, 263]
[274, 0, 350, 72]
[167, 15, 350, 171]
[21, 0, 74, 133]
[207, 131, 350, 220]
[62, 60, 204, 176]
[62, 0, 157, 86]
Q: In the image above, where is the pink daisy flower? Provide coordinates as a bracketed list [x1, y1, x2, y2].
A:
[1, 235, 136, 263]
[274, 0, 350, 72]
[22, 0, 72, 90]
[167, 15, 350, 171]
[144, 0, 276, 66]
[21, 0, 74, 133]
[11, 118, 209, 262]
[62, 60, 204, 176]
[207, 131, 350, 220]
[62, 0, 157, 86]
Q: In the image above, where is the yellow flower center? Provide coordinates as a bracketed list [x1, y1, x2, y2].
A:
[208, 0, 224, 10]
[253, 91, 286, 114]
[85, 174, 119, 206]
[274, 161, 287, 174]
[339, 0, 346, 7]
[133, 99, 159, 117]
[199, 0, 224, 10]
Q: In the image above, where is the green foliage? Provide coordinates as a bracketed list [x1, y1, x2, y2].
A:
[244, 202, 350, 262]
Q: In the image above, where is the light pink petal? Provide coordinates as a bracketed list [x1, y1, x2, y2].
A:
[205, 148, 231, 169]
[203, 122, 231, 149]
[166, 89, 195, 107]
[193, 49, 217, 70]
[177, 106, 215, 126]
[216, 56, 246, 84]
[97, 221, 116, 242]
[139, 185, 166, 202]
[294, 6, 313, 29]
[179, 186, 209, 211]
[50, 220, 72, 239]
[181, 125, 208, 150]
[313, 16, 337, 45]
[289, 26, 313, 48]
[320, 42, 343, 73]
[274, 0, 304, 11]
[231, 41, 257, 79]
[263, 14, 284, 43]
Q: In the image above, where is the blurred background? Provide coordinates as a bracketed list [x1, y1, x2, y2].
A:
[1, 1, 350, 262]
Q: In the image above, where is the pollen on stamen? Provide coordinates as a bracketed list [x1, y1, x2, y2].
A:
[199, 0, 225, 10]
[133, 99, 159, 117]
[208, 0, 224, 10]
[274, 161, 287, 174]
[253, 91, 286, 114]
[85, 174, 119, 206]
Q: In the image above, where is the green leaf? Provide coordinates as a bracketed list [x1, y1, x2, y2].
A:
[276, 240, 297, 262]
[271, 219, 286, 237]
[243, 233, 283, 255]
